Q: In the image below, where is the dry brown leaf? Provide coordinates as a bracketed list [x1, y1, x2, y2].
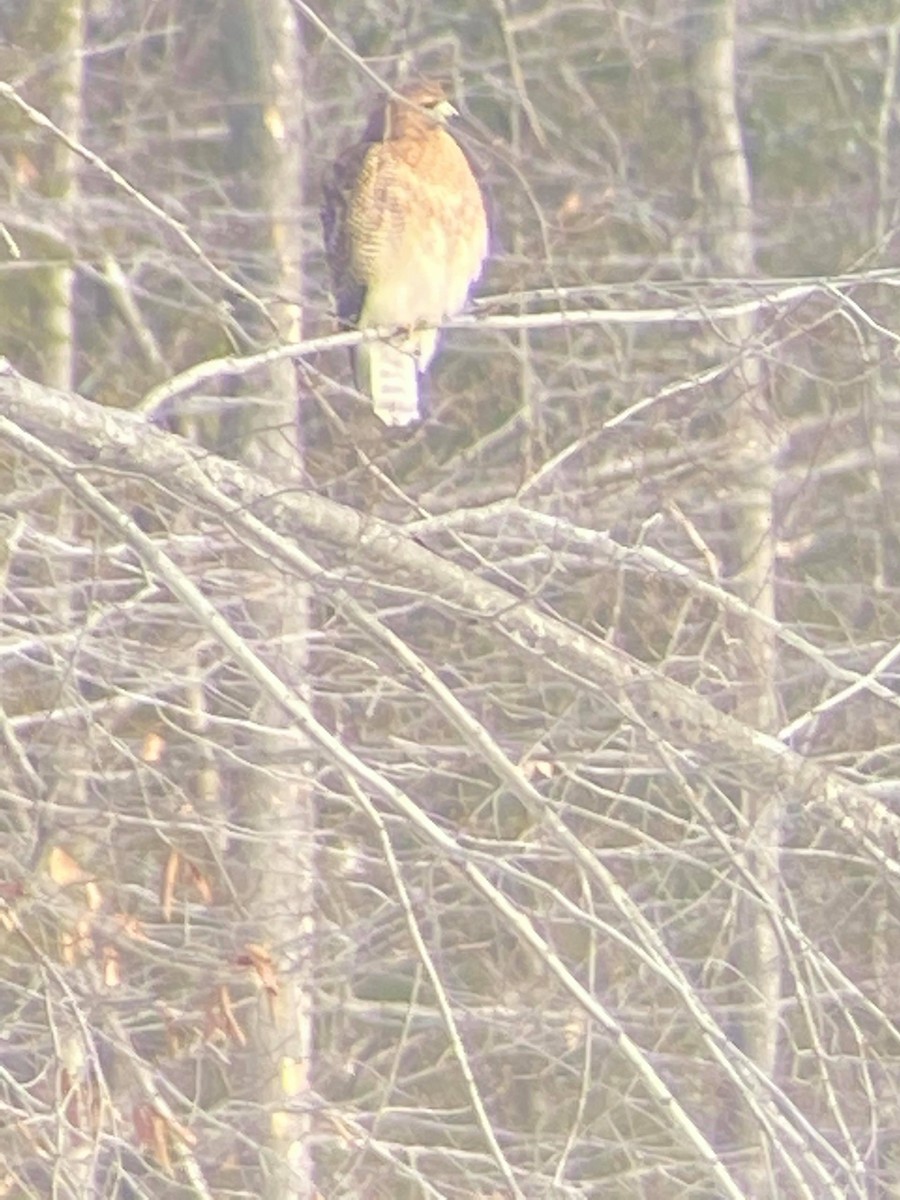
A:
[217, 985, 246, 1046]
[237, 943, 280, 996]
[133, 1103, 196, 1174]
[60, 914, 95, 966]
[102, 944, 120, 988]
[13, 150, 38, 187]
[84, 879, 102, 912]
[163, 1110, 198, 1148]
[60, 929, 76, 966]
[48, 846, 89, 888]
[150, 1110, 172, 1175]
[115, 913, 148, 940]
[160, 849, 180, 922]
[524, 758, 557, 780]
[186, 861, 213, 905]
[141, 730, 165, 763]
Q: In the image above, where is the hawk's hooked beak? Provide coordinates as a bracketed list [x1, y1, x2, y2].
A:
[431, 98, 458, 122]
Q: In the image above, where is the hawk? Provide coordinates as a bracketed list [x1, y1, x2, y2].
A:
[322, 80, 489, 426]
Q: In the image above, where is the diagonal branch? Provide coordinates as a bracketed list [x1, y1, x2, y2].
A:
[1, 364, 898, 870]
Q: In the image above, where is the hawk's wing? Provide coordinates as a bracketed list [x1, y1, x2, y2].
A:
[323, 138, 423, 424]
[321, 140, 371, 330]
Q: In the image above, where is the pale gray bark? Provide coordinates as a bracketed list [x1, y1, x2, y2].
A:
[36, 0, 82, 392]
[21, 3, 95, 1195]
[218, 3, 312, 1196]
[688, 2, 781, 1192]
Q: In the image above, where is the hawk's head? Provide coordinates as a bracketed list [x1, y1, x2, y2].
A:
[380, 81, 457, 140]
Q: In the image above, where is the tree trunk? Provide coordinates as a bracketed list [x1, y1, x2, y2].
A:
[219, 3, 313, 1196]
[687, 2, 781, 1192]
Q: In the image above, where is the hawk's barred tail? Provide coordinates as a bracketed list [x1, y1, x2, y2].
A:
[356, 340, 420, 426]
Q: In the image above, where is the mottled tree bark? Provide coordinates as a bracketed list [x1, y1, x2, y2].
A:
[219, 3, 313, 1196]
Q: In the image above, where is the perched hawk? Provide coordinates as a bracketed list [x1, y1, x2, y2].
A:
[322, 80, 489, 426]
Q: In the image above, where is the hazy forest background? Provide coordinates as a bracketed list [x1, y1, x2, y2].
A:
[2, 1, 900, 1197]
